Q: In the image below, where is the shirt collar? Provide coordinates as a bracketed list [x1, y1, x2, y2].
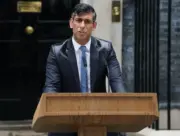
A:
[72, 36, 91, 52]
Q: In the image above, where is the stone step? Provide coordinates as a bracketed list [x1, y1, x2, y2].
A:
[0, 120, 46, 136]
[0, 131, 46, 136]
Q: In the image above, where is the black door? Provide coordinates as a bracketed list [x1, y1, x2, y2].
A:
[0, 0, 79, 120]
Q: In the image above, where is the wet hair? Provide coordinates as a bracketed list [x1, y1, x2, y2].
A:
[71, 3, 97, 22]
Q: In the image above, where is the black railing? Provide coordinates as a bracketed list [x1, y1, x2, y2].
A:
[135, 0, 159, 95]
[134, 0, 160, 94]
[167, 0, 172, 130]
[134, 0, 165, 130]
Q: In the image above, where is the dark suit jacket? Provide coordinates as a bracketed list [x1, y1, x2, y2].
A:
[43, 36, 126, 136]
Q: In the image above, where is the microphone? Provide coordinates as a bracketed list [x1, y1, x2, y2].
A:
[82, 56, 87, 67]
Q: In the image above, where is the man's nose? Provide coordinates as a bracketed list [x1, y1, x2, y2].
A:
[80, 21, 85, 27]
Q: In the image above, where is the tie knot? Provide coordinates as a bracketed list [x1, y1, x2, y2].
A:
[79, 46, 87, 53]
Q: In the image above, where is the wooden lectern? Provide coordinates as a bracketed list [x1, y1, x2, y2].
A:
[32, 93, 159, 136]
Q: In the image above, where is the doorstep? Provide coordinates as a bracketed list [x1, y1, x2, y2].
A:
[0, 120, 46, 136]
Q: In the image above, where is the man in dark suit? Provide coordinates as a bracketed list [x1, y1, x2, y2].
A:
[43, 3, 126, 136]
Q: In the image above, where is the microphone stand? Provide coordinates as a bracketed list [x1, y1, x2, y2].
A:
[103, 56, 112, 93]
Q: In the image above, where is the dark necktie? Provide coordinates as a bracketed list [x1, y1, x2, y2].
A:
[79, 46, 88, 93]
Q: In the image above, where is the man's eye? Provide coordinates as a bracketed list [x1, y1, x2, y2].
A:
[76, 18, 83, 22]
[84, 19, 92, 24]
[75, 18, 93, 24]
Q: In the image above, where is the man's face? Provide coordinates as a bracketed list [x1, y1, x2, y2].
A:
[69, 12, 97, 42]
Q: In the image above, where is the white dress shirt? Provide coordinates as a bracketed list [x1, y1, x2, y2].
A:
[72, 37, 91, 93]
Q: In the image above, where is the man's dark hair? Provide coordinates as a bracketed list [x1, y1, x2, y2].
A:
[71, 3, 97, 22]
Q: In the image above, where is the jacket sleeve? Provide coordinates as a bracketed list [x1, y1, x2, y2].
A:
[107, 43, 126, 93]
[43, 45, 61, 93]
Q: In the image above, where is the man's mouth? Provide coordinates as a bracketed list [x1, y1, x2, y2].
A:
[79, 31, 86, 34]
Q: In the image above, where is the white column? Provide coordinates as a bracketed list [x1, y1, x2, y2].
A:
[111, 0, 123, 65]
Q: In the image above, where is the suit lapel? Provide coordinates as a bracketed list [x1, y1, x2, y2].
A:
[66, 39, 80, 92]
[90, 37, 99, 92]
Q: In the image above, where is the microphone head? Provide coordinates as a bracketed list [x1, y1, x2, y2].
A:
[82, 57, 87, 67]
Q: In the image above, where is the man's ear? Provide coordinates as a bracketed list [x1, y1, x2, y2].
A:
[69, 18, 73, 29]
[92, 22, 97, 30]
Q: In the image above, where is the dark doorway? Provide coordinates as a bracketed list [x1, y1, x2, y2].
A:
[0, 0, 79, 120]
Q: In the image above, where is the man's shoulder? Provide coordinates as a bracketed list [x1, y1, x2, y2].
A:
[51, 38, 70, 49]
[92, 36, 112, 51]
[49, 38, 72, 58]
[94, 37, 112, 45]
